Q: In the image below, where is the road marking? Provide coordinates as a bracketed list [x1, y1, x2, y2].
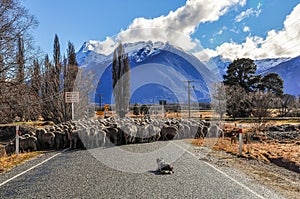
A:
[172, 142, 266, 199]
[0, 149, 68, 187]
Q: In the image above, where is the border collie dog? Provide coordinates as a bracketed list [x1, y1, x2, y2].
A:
[156, 157, 174, 174]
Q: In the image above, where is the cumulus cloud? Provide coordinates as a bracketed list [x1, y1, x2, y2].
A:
[196, 3, 300, 62]
[235, 3, 262, 22]
[93, 0, 246, 55]
[243, 26, 250, 32]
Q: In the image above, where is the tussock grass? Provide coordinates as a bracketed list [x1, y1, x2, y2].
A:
[0, 152, 42, 174]
[192, 137, 300, 172]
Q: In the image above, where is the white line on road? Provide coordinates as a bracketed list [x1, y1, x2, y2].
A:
[172, 142, 266, 199]
[0, 149, 68, 187]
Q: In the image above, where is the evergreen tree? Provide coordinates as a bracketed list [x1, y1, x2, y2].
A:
[31, 59, 41, 96]
[223, 58, 258, 92]
[140, 104, 149, 115]
[259, 72, 283, 97]
[67, 41, 78, 90]
[133, 103, 140, 115]
[112, 43, 130, 118]
[53, 34, 61, 93]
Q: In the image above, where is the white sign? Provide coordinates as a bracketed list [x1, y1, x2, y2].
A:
[65, 92, 79, 103]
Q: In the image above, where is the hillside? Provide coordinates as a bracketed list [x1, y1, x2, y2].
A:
[77, 41, 219, 104]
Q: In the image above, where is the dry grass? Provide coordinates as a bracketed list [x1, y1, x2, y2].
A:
[192, 137, 300, 172]
[0, 152, 42, 174]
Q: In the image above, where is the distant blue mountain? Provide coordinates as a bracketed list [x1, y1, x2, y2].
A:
[76, 41, 218, 105]
[261, 55, 300, 96]
[77, 40, 300, 103]
[205, 55, 299, 96]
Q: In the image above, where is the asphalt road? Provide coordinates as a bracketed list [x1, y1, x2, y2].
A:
[0, 140, 285, 199]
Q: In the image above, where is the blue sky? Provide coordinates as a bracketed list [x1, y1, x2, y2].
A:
[23, 0, 300, 61]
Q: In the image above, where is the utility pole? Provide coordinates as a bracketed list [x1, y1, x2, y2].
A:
[184, 80, 194, 118]
[99, 93, 103, 109]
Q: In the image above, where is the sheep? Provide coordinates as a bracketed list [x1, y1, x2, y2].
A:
[147, 124, 161, 142]
[54, 130, 67, 150]
[135, 124, 148, 143]
[177, 123, 189, 138]
[207, 124, 223, 138]
[67, 128, 81, 149]
[160, 126, 178, 141]
[19, 136, 38, 152]
[104, 127, 126, 146]
[89, 127, 98, 149]
[36, 129, 55, 150]
[121, 123, 138, 144]
[5, 142, 15, 156]
[96, 128, 106, 148]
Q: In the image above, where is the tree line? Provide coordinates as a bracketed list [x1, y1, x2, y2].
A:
[0, 0, 80, 123]
[1, 1, 298, 123]
[212, 58, 300, 119]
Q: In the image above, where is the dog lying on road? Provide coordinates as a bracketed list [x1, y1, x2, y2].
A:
[156, 157, 174, 174]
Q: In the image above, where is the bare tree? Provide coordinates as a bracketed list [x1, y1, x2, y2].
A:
[210, 82, 226, 119]
[0, 0, 38, 77]
[279, 94, 297, 117]
[250, 91, 276, 119]
[225, 85, 252, 118]
[0, 0, 38, 123]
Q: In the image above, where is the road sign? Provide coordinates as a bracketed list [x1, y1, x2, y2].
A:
[96, 111, 104, 116]
[104, 104, 109, 111]
[65, 92, 79, 103]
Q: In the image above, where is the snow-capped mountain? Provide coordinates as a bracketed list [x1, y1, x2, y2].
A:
[261, 55, 300, 96]
[76, 41, 112, 65]
[205, 55, 299, 96]
[255, 57, 292, 74]
[76, 41, 219, 104]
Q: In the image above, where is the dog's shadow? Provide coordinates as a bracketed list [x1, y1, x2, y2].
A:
[147, 170, 173, 175]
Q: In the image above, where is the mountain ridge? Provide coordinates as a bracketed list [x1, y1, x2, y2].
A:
[76, 40, 218, 104]
[76, 40, 300, 103]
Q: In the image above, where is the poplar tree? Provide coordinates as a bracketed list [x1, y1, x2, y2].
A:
[112, 43, 130, 118]
[64, 41, 78, 121]
[31, 59, 41, 96]
[16, 35, 25, 83]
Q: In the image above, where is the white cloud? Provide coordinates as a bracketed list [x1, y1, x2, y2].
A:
[94, 0, 246, 55]
[235, 3, 262, 22]
[243, 26, 250, 32]
[193, 48, 218, 62]
[195, 3, 300, 62]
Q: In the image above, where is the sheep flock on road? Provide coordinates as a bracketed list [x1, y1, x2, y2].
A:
[2, 117, 224, 156]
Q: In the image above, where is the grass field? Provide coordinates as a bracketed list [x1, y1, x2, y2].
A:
[192, 136, 300, 173]
[0, 151, 42, 174]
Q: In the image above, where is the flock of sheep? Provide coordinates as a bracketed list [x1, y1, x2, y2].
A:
[4, 116, 223, 155]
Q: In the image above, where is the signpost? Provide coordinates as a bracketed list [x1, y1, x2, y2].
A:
[239, 124, 243, 156]
[104, 104, 109, 117]
[65, 92, 79, 120]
